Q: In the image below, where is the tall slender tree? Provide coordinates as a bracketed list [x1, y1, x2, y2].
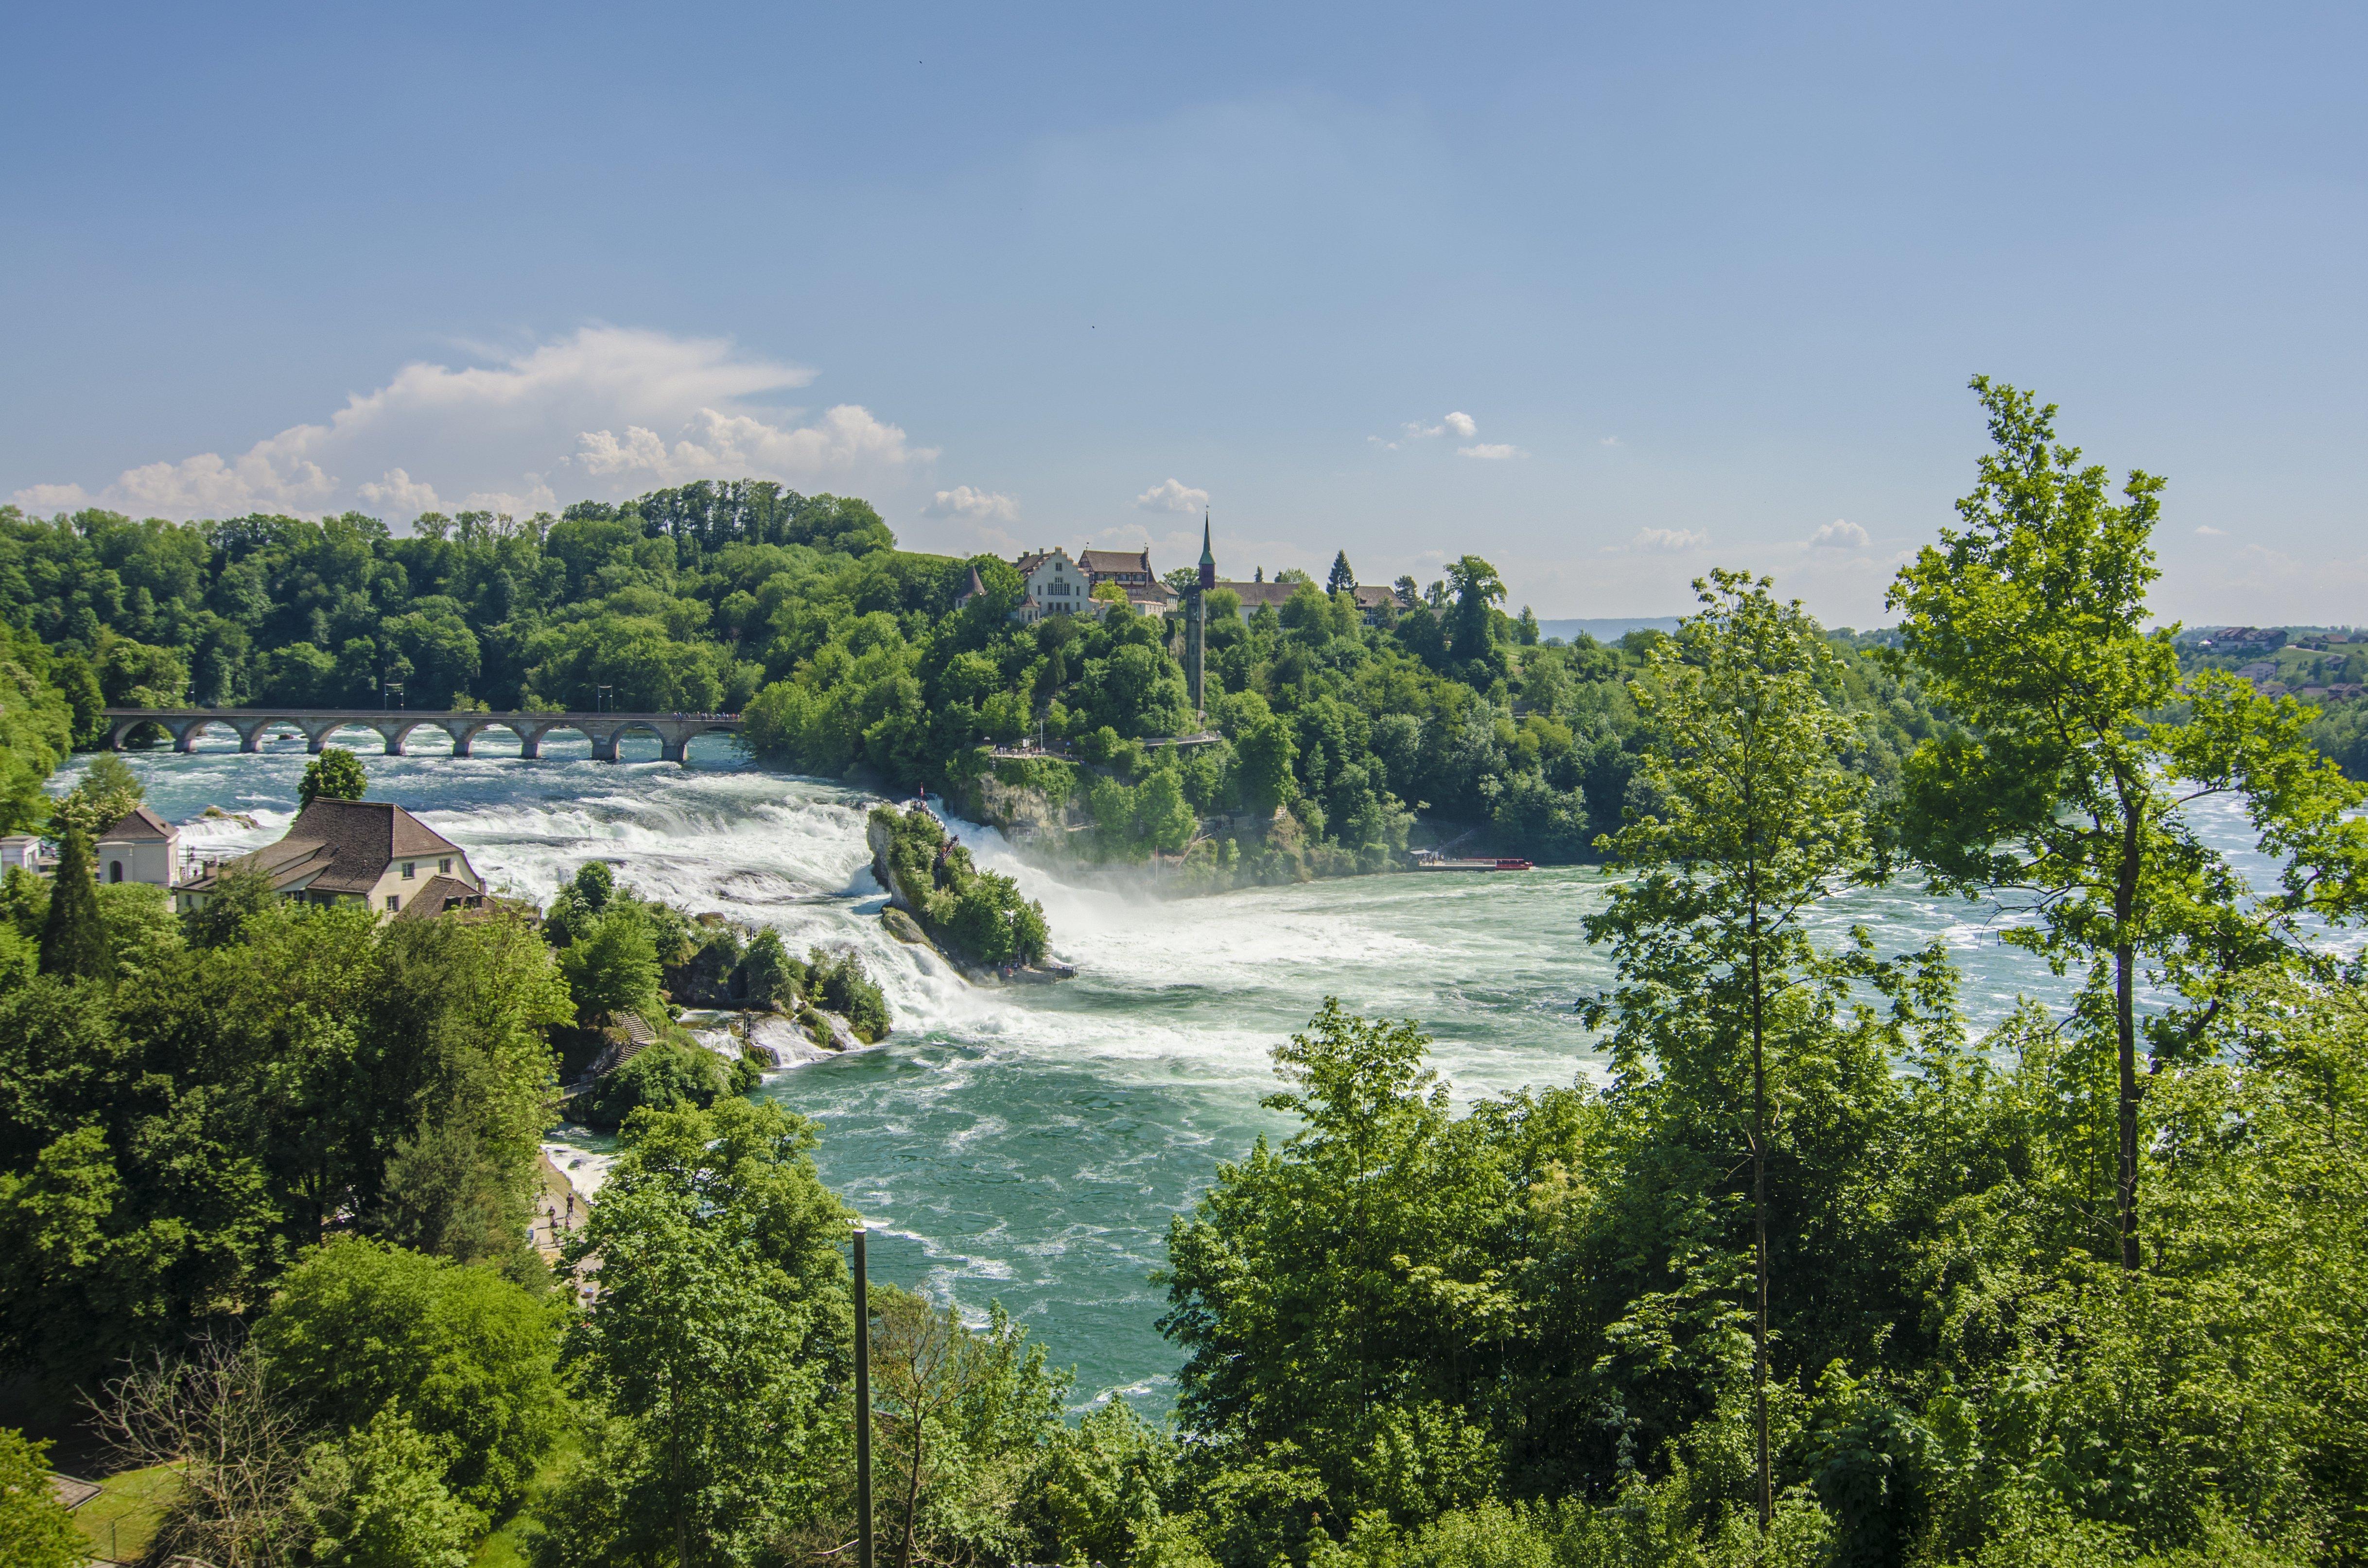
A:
[1325, 551, 1356, 595]
[1890, 377, 2368, 1272]
[36, 829, 108, 981]
[1582, 569, 1883, 1533]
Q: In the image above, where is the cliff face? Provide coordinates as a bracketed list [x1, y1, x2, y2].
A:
[866, 811, 918, 913]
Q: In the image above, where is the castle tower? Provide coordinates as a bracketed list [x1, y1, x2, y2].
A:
[1191, 510, 1214, 722]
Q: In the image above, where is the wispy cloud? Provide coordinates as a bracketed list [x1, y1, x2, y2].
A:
[9, 326, 929, 523]
[2194, 525, 2227, 536]
[1135, 477, 1210, 513]
[1807, 518, 1869, 549]
[1458, 443, 1523, 460]
[1373, 410, 1484, 451]
[1630, 527, 1709, 552]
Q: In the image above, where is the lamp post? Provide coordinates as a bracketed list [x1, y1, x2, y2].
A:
[853, 1223, 872, 1568]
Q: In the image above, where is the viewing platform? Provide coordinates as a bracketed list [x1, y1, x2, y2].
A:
[100, 707, 742, 765]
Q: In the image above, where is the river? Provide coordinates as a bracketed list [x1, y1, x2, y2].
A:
[62, 733, 2309, 1410]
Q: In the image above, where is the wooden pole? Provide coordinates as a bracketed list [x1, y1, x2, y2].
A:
[854, 1225, 873, 1568]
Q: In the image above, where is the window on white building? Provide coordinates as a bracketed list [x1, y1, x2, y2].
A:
[386, 894, 400, 911]
[402, 861, 416, 879]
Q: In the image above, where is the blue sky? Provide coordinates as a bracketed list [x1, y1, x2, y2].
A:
[5, 2, 2363, 625]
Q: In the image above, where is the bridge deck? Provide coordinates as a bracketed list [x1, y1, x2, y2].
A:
[100, 708, 744, 765]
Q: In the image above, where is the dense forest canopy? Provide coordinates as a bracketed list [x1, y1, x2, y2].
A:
[0, 478, 1952, 866]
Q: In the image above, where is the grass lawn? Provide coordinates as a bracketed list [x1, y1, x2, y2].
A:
[71, 1461, 181, 1565]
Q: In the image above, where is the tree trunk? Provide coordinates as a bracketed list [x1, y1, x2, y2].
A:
[2116, 795, 2142, 1274]
[1749, 914, 1771, 1535]
[901, 1422, 923, 1568]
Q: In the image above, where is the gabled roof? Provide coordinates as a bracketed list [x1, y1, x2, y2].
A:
[1078, 547, 1152, 576]
[392, 873, 486, 921]
[98, 805, 176, 842]
[179, 798, 465, 897]
[1014, 547, 1076, 575]
[1212, 579, 1301, 609]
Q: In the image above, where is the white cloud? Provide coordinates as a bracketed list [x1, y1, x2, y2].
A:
[1135, 477, 1210, 513]
[574, 404, 926, 485]
[1807, 518, 1869, 549]
[1600, 435, 1621, 447]
[2194, 524, 2227, 536]
[924, 485, 1020, 522]
[1458, 443, 1523, 460]
[1631, 527, 1709, 552]
[1375, 411, 1482, 448]
[8, 326, 925, 525]
[357, 468, 443, 515]
[12, 482, 93, 514]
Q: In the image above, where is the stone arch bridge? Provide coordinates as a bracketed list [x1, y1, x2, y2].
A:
[101, 708, 743, 765]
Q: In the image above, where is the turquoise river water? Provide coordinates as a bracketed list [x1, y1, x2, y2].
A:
[63, 733, 2308, 1410]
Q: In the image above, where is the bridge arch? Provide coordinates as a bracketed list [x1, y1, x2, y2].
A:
[673, 724, 743, 766]
[169, 715, 246, 753]
[238, 718, 313, 753]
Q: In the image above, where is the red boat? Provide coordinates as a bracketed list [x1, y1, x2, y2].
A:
[1493, 857, 1534, 871]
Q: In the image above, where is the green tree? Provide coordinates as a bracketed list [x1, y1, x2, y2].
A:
[1326, 551, 1356, 595]
[1581, 569, 1898, 1533]
[868, 1286, 1065, 1568]
[1234, 717, 1297, 819]
[559, 905, 661, 1024]
[291, 1407, 486, 1568]
[1889, 377, 2368, 1271]
[539, 1098, 851, 1568]
[183, 856, 280, 947]
[35, 830, 107, 982]
[0, 1427, 81, 1568]
[1160, 1000, 1511, 1545]
[301, 746, 370, 807]
[254, 1237, 565, 1513]
[738, 927, 798, 1009]
[573, 1043, 728, 1130]
[50, 752, 143, 840]
[1443, 556, 1505, 662]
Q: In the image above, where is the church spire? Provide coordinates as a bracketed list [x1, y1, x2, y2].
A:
[1197, 509, 1216, 590]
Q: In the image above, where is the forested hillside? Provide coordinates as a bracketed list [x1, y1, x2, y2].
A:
[0, 483, 1945, 866]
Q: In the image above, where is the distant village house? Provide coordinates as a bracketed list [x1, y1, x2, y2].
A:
[965, 532, 1387, 627]
[97, 806, 179, 887]
[175, 797, 486, 919]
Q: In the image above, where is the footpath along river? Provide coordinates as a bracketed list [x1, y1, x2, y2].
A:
[64, 734, 2302, 1410]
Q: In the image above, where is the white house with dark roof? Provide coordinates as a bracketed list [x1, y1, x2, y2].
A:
[1012, 547, 1096, 625]
[175, 798, 483, 918]
[97, 806, 179, 888]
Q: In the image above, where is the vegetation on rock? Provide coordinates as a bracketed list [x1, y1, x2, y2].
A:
[870, 803, 1050, 970]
